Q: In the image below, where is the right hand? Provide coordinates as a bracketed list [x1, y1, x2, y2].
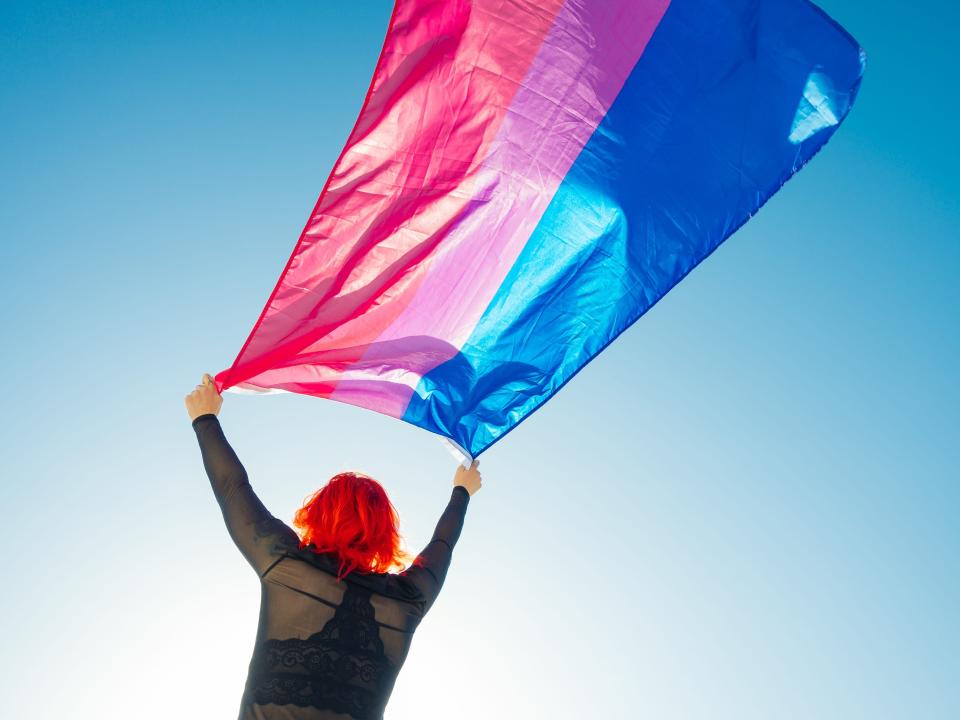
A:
[184, 373, 223, 422]
[454, 459, 482, 496]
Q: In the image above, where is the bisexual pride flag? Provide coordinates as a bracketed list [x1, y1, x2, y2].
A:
[215, 0, 865, 461]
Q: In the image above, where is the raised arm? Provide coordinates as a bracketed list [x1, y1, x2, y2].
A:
[186, 375, 298, 576]
[401, 460, 481, 615]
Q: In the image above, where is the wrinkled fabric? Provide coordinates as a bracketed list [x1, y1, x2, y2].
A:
[215, 0, 865, 460]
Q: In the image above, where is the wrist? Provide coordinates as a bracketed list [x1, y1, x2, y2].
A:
[191, 412, 219, 427]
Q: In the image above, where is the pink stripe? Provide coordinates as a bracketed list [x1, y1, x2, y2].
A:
[330, 0, 673, 414]
[219, 0, 567, 399]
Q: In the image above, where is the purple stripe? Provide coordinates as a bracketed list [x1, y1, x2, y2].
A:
[330, 0, 673, 413]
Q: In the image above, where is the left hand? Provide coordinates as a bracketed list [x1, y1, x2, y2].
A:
[185, 373, 223, 421]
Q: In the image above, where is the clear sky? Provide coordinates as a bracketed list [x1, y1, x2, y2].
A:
[1, 1, 957, 718]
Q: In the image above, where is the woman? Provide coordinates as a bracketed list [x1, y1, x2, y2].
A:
[185, 373, 482, 720]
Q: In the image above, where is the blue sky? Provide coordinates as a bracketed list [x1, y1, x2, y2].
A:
[1, 1, 957, 718]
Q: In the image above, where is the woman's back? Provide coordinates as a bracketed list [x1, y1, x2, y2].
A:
[251, 552, 417, 719]
[191, 412, 473, 720]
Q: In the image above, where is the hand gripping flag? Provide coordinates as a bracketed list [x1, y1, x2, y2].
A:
[215, 0, 865, 462]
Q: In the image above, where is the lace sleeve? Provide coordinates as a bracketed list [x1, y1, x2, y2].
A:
[192, 414, 299, 576]
[400, 485, 471, 615]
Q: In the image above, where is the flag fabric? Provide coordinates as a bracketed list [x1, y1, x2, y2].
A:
[215, 0, 865, 461]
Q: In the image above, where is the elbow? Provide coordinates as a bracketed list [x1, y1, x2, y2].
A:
[214, 471, 251, 502]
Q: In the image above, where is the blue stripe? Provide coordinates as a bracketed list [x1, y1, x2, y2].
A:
[403, 0, 865, 457]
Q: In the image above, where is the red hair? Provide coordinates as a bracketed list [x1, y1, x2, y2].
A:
[293, 471, 411, 580]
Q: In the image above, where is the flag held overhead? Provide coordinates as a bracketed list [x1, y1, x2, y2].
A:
[216, 0, 865, 460]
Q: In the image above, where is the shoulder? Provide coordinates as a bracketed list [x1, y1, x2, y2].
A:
[253, 516, 302, 556]
[387, 569, 429, 603]
[349, 566, 430, 609]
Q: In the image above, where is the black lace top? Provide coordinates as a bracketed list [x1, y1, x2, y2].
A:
[191, 414, 471, 720]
